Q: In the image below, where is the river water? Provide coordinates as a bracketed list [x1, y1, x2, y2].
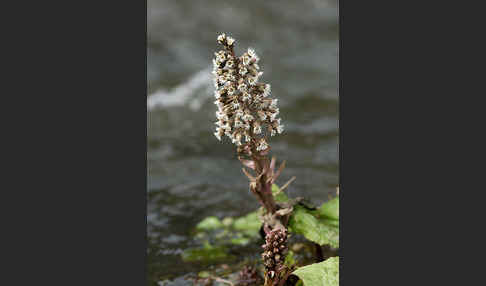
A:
[147, 0, 338, 284]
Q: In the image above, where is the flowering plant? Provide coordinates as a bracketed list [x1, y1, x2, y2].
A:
[199, 33, 339, 286]
[212, 33, 293, 286]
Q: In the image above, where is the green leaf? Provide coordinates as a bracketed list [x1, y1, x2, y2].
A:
[293, 257, 339, 286]
[272, 184, 289, 203]
[317, 198, 339, 221]
[196, 216, 223, 231]
[222, 217, 233, 227]
[198, 271, 210, 278]
[289, 206, 339, 248]
[232, 211, 261, 237]
[193, 211, 261, 249]
[320, 218, 339, 228]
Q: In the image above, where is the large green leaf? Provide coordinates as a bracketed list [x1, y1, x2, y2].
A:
[293, 257, 339, 286]
[289, 205, 339, 248]
[317, 198, 339, 221]
[320, 218, 339, 228]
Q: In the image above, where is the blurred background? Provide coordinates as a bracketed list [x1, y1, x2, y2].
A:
[147, 0, 338, 284]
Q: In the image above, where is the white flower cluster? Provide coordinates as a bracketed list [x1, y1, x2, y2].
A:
[212, 33, 284, 151]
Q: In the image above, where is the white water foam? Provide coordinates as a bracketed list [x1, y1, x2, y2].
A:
[147, 68, 212, 111]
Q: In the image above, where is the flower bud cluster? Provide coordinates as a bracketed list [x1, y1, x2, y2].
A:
[261, 229, 288, 278]
[212, 33, 284, 151]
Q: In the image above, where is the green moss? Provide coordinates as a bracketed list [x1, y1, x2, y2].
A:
[181, 241, 231, 263]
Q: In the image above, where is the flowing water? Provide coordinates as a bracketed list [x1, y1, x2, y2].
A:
[147, 0, 338, 284]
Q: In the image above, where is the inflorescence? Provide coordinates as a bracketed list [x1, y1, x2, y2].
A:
[212, 33, 284, 151]
[261, 228, 288, 279]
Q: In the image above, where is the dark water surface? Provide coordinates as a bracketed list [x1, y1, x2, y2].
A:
[147, 0, 338, 284]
